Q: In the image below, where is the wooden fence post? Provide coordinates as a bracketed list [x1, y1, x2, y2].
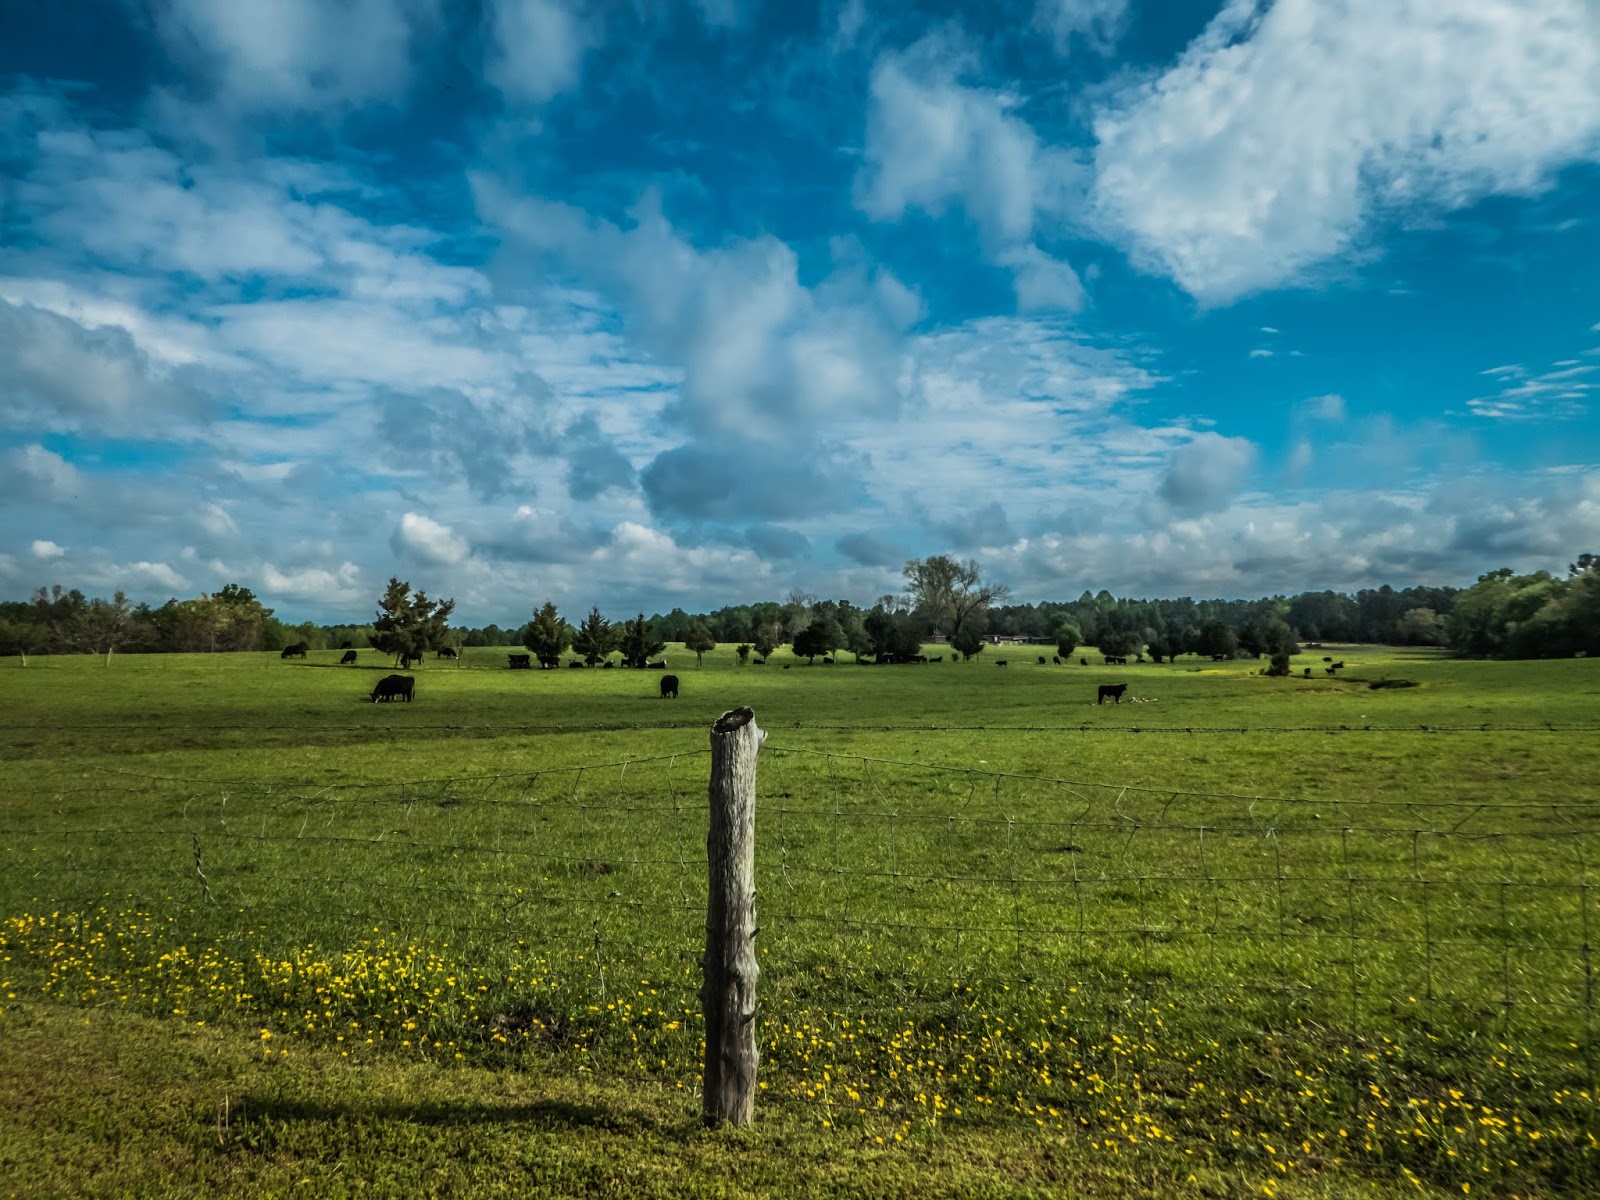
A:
[702, 706, 764, 1126]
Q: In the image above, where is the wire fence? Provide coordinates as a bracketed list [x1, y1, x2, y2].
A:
[2, 739, 1596, 1181]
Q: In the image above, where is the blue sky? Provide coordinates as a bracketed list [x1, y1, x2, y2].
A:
[2, 0, 1598, 622]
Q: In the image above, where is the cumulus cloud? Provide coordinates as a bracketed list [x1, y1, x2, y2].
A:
[1093, 0, 1600, 302]
[30, 539, 65, 559]
[744, 525, 810, 560]
[0, 445, 82, 502]
[640, 439, 868, 523]
[0, 301, 211, 435]
[391, 512, 468, 567]
[836, 531, 905, 567]
[477, 505, 610, 565]
[1306, 393, 1346, 421]
[1034, 0, 1130, 56]
[259, 560, 365, 604]
[855, 33, 1083, 247]
[150, 0, 433, 110]
[487, 0, 595, 104]
[377, 385, 538, 499]
[928, 500, 1016, 550]
[1002, 245, 1087, 313]
[562, 413, 639, 501]
[1157, 433, 1258, 515]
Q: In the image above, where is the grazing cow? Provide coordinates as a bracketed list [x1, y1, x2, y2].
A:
[1038, 656, 1047, 665]
[928, 656, 942, 663]
[568, 660, 585, 668]
[659, 674, 679, 699]
[280, 643, 308, 660]
[1303, 667, 1312, 678]
[783, 664, 792, 670]
[437, 647, 458, 660]
[822, 657, 834, 665]
[753, 658, 765, 665]
[602, 661, 615, 669]
[1326, 667, 1336, 674]
[1097, 683, 1128, 705]
[508, 654, 532, 669]
[1080, 658, 1087, 666]
[647, 661, 667, 670]
[1332, 661, 1345, 669]
[370, 674, 414, 703]
[340, 650, 357, 665]
[995, 660, 1009, 667]
[538, 655, 560, 670]
[1323, 656, 1333, 663]
[1053, 656, 1061, 665]
[911, 654, 928, 664]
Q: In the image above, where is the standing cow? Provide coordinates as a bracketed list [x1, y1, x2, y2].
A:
[659, 674, 679, 699]
[340, 650, 358, 665]
[1097, 683, 1128, 705]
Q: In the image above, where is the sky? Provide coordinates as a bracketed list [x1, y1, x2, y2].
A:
[2, 0, 1599, 623]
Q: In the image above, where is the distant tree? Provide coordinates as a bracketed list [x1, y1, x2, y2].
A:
[619, 613, 666, 668]
[684, 622, 716, 667]
[1055, 620, 1082, 661]
[792, 616, 842, 664]
[0, 616, 47, 665]
[1193, 619, 1239, 659]
[1098, 631, 1140, 659]
[843, 615, 875, 663]
[372, 577, 456, 666]
[1395, 607, 1447, 646]
[524, 600, 570, 665]
[66, 591, 137, 665]
[571, 606, 616, 665]
[753, 622, 783, 662]
[865, 606, 925, 661]
[903, 555, 1009, 645]
[780, 590, 815, 638]
[736, 643, 752, 665]
[950, 624, 985, 662]
[1145, 633, 1176, 663]
[1571, 553, 1598, 577]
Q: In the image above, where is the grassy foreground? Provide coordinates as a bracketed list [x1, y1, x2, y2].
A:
[2, 644, 1597, 1197]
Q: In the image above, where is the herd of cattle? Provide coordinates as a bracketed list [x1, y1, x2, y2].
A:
[277, 645, 1354, 706]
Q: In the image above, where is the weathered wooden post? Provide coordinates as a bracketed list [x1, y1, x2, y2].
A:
[702, 706, 764, 1126]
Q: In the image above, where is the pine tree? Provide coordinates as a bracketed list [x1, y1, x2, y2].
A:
[523, 601, 570, 667]
[572, 606, 616, 665]
[618, 613, 665, 668]
[371, 577, 454, 666]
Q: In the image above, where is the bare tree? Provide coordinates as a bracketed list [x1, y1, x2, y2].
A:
[902, 556, 1009, 645]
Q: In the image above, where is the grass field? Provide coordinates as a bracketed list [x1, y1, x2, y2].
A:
[2, 644, 1597, 1198]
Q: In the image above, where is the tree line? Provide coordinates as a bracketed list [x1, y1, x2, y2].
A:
[1, 554, 1595, 664]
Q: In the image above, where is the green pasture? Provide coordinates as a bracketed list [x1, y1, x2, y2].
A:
[1, 645, 1597, 1197]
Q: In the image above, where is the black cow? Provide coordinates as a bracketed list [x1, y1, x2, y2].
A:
[1303, 667, 1312, 678]
[1053, 656, 1061, 665]
[1080, 657, 1088, 666]
[438, 647, 458, 660]
[647, 661, 667, 670]
[995, 660, 1008, 667]
[928, 656, 942, 663]
[568, 660, 586, 668]
[659, 674, 679, 699]
[538, 655, 560, 670]
[280, 642, 308, 660]
[783, 664, 792, 670]
[752, 658, 765, 665]
[1038, 656, 1047, 665]
[370, 674, 414, 703]
[822, 657, 834, 665]
[602, 661, 615, 669]
[1097, 683, 1127, 705]
[508, 654, 532, 669]
[1332, 661, 1345, 669]
[340, 650, 358, 665]
[398, 652, 422, 669]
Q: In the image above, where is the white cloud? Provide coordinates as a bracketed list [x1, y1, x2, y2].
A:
[487, 0, 595, 104]
[856, 34, 1082, 247]
[1158, 433, 1258, 514]
[1260, 326, 1279, 335]
[1093, 0, 1600, 302]
[1002, 245, 1087, 313]
[833, 0, 867, 49]
[391, 512, 469, 567]
[1308, 393, 1346, 421]
[259, 561, 365, 604]
[1248, 348, 1273, 359]
[150, 0, 432, 110]
[1034, 0, 1129, 56]
[30, 539, 65, 559]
